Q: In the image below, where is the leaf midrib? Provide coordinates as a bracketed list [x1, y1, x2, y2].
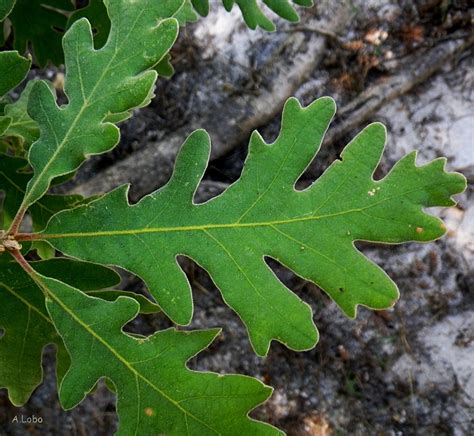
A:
[43, 206, 365, 239]
[41, 180, 455, 241]
[22, 6, 152, 208]
[0, 281, 52, 324]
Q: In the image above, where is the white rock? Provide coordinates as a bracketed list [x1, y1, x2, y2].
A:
[443, 202, 474, 267]
[391, 353, 455, 394]
[390, 311, 474, 401]
[449, 116, 474, 181]
[421, 311, 474, 398]
[377, 70, 474, 180]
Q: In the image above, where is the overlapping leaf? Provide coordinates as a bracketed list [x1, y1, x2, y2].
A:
[0, 50, 30, 97]
[35, 97, 466, 355]
[17, 0, 181, 218]
[37, 274, 280, 435]
[3, 0, 74, 67]
[0, 81, 41, 154]
[192, 0, 313, 31]
[0, 257, 120, 405]
[85, 289, 161, 314]
[0, 154, 84, 258]
[0, 0, 16, 21]
[67, 0, 111, 49]
[67, 0, 313, 37]
[67, 0, 182, 77]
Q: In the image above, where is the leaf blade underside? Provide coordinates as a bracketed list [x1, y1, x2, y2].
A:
[40, 97, 467, 356]
[4, 0, 74, 67]
[0, 50, 30, 97]
[0, 81, 41, 153]
[0, 257, 120, 405]
[19, 0, 181, 214]
[40, 274, 281, 435]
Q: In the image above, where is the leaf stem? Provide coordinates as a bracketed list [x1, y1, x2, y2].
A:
[15, 232, 41, 242]
[8, 249, 49, 300]
[7, 205, 27, 236]
[9, 249, 36, 276]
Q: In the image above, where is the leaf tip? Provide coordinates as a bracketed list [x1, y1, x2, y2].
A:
[367, 121, 387, 142]
[312, 95, 337, 112]
[190, 128, 211, 144]
[284, 96, 303, 112]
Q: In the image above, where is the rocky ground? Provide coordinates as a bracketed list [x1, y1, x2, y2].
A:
[1, 0, 473, 434]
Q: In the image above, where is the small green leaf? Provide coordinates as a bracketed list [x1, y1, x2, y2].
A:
[191, 0, 312, 31]
[21, 0, 180, 213]
[0, 257, 118, 405]
[223, 0, 276, 31]
[0, 50, 30, 97]
[40, 274, 280, 435]
[6, 0, 74, 67]
[40, 97, 466, 356]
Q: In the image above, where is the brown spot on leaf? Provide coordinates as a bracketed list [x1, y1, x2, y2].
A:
[416, 227, 424, 234]
[144, 407, 154, 417]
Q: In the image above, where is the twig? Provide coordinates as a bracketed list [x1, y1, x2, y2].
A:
[325, 31, 474, 146]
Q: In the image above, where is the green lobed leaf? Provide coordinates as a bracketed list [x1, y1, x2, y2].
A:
[5, 0, 74, 67]
[67, 0, 193, 81]
[0, 257, 119, 405]
[19, 0, 181, 214]
[39, 97, 466, 356]
[192, 0, 313, 31]
[37, 274, 281, 435]
[0, 50, 30, 97]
